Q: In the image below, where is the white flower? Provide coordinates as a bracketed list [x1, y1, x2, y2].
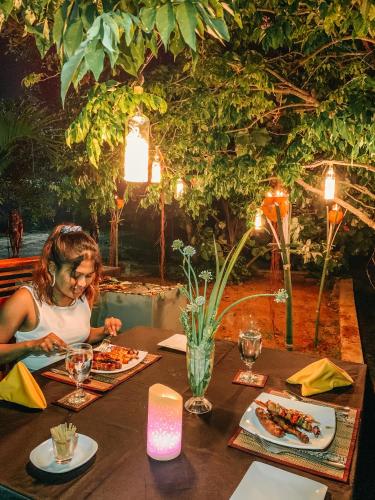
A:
[274, 289, 288, 303]
[199, 270, 213, 282]
[172, 239, 184, 251]
[186, 303, 199, 313]
[195, 296, 206, 306]
[183, 245, 196, 257]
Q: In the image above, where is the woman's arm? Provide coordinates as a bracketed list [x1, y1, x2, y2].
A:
[0, 289, 66, 365]
[86, 317, 122, 344]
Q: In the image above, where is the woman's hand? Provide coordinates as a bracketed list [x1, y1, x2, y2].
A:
[103, 317, 122, 337]
[30, 333, 67, 354]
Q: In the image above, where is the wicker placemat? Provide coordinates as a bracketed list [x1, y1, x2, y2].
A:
[42, 353, 162, 392]
[53, 390, 102, 412]
[229, 407, 360, 483]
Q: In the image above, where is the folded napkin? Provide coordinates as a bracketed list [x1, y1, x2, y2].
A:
[0, 362, 47, 409]
[287, 358, 353, 396]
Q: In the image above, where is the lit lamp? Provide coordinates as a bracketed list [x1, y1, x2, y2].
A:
[254, 209, 263, 230]
[124, 87, 149, 183]
[175, 178, 184, 199]
[147, 383, 183, 461]
[151, 152, 161, 183]
[324, 166, 335, 201]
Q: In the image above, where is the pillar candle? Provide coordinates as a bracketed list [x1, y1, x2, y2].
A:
[147, 383, 183, 461]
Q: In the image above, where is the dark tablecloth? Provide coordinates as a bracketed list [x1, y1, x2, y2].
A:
[0, 327, 367, 500]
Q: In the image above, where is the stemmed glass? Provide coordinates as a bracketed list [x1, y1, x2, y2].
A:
[65, 343, 93, 404]
[238, 329, 262, 383]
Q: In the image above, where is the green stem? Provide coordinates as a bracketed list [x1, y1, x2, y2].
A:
[275, 204, 293, 350]
[314, 223, 334, 348]
[216, 293, 278, 325]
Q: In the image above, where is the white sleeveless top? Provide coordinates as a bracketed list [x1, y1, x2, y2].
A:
[15, 286, 91, 371]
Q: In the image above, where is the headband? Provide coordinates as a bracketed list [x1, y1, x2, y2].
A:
[60, 225, 82, 234]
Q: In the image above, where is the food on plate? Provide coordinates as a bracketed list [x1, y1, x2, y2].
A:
[92, 353, 122, 371]
[255, 399, 321, 436]
[108, 346, 139, 364]
[255, 408, 285, 438]
[269, 414, 310, 443]
[92, 347, 140, 371]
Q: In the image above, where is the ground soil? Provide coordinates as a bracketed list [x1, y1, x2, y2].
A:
[125, 271, 341, 359]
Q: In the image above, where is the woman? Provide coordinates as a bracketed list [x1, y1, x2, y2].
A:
[0, 223, 121, 371]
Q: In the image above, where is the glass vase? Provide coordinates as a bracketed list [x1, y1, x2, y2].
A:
[185, 340, 215, 414]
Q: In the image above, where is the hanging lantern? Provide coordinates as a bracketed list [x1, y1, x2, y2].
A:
[254, 209, 263, 230]
[175, 178, 184, 199]
[328, 204, 343, 224]
[151, 153, 161, 183]
[124, 87, 149, 183]
[324, 166, 335, 201]
[261, 190, 289, 222]
[115, 195, 125, 210]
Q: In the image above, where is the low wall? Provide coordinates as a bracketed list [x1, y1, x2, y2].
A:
[339, 279, 364, 364]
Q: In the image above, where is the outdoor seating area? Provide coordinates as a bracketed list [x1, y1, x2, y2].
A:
[0, 2, 374, 499]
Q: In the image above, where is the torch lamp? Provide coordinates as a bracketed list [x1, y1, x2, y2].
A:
[124, 87, 149, 183]
[324, 166, 335, 201]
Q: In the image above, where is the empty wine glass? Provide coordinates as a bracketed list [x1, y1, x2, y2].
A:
[238, 328, 262, 383]
[65, 343, 93, 404]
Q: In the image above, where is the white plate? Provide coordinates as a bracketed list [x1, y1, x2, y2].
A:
[230, 461, 328, 500]
[240, 392, 336, 450]
[157, 334, 187, 352]
[29, 433, 98, 473]
[92, 348, 148, 374]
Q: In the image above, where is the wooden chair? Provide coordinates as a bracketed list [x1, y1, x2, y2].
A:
[0, 256, 39, 305]
[0, 257, 39, 378]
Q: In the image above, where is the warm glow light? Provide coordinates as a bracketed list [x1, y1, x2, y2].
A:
[147, 383, 183, 461]
[124, 113, 149, 183]
[151, 155, 161, 183]
[254, 209, 263, 230]
[176, 178, 184, 198]
[324, 166, 335, 200]
[267, 191, 273, 197]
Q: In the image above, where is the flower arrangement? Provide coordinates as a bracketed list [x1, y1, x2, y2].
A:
[172, 231, 288, 347]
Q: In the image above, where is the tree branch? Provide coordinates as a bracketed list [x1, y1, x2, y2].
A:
[227, 104, 316, 133]
[265, 68, 318, 104]
[340, 181, 375, 201]
[296, 178, 375, 230]
[345, 190, 375, 211]
[303, 159, 375, 174]
[299, 36, 375, 66]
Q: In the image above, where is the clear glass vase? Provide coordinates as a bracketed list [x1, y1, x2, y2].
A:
[185, 340, 215, 414]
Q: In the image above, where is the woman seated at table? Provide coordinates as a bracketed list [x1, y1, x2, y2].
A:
[0, 223, 121, 371]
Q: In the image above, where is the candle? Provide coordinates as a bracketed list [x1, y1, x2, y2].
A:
[147, 384, 183, 461]
[324, 166, 335, 200]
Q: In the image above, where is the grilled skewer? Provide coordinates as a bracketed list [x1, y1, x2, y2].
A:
[255, 399, 321, 436]
[269, 414, 310, 443]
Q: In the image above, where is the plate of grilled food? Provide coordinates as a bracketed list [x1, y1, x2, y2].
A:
[92, 346, 147, 373]
[240, 392, 336, 450]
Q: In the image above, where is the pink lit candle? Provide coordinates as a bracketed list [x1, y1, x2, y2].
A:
[147, 384, 183, 461]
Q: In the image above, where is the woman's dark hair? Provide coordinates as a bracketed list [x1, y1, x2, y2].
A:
[33, 223, 102, 305]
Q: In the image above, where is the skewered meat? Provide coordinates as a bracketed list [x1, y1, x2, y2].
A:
[255, 407, 285, 438]
[255, 399, 320, 435]
[269, 414, 310, 443]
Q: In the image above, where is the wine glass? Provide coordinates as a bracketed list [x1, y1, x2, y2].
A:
[65, 343, 93, 404]
[238, 329, 262, 383]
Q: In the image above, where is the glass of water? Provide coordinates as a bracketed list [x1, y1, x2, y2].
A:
[238, 329, 262, 383]
[65, 343, 93, 404]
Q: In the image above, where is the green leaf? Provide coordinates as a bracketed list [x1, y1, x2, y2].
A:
[156, 2, 175, 48]
[85, 42, 105, 80]
[176, 1, 198, 51]
[140, 7, 156, 33]
[1, 0, 13, 18]
[130, 30, 145, 72]
[63, 18, 83, 58]
[121, 12, 134, 46]
[61, 48, 85, 104]
[52, 0, 68, 49]
[169, 27, 185, 58]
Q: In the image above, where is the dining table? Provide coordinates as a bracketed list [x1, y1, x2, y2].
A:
[0, 326, 367, 500]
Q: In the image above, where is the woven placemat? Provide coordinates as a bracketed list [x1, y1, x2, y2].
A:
[42, 353, 161, 392]
[229, 407, 360, 483]
[53, 390, 102, 412]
